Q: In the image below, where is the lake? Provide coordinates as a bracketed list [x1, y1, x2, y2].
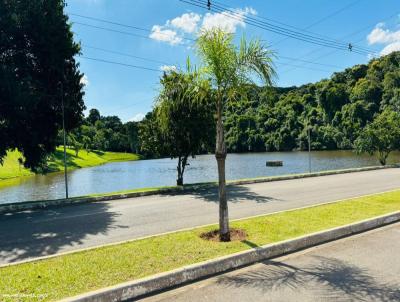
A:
[0, 150, 398, 204]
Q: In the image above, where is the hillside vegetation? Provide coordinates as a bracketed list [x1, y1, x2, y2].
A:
[222, 51, 400, 152]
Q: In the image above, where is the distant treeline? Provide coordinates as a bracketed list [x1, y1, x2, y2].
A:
[70, 51, 400, 158]
[63, 109, 139, 155]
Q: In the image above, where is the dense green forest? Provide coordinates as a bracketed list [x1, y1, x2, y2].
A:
[64, 108, 139, 155]
[223, 51, 400, 153]
[72, 51, 400, 158]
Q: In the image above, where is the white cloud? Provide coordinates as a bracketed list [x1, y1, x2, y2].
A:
[170, 12, 201, 33]
[80, 75, 89, 86]
[381, 41, 400, 56]
[149, 25, 183, 45]
[160, 65, 177, 72]
[130, 113, 145, 122]
[367, 22, 400, 56]
[149, 6, 256, 45]
[201, 7, 257, 33]
[367, 24, 400, 45]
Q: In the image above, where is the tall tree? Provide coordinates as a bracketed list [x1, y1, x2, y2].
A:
[87, 108, 101, 125]
[196, 29, 275, 241]
[155, 68, 214, 185]
[0, 0, 85, 170]
[355, 109, 400, 166]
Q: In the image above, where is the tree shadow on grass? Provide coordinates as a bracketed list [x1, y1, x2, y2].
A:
[218, 256, 400, 301]
[185, 184, 281, 204]
[0, 202, 122, 264]
[46, 149, 81, 172]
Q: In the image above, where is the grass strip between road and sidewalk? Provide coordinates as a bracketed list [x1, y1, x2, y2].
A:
[2, 190, 400, 301]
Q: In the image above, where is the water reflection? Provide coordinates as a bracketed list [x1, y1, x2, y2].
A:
[0, 150, 397, 204]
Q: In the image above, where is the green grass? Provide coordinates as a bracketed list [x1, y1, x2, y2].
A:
[1, 190, 400, 301]
[0, 149, 140, 186]
[0, 151, 33, 179]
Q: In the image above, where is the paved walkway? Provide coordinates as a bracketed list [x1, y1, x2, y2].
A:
[0, 168, 399, 264]
[142, 222, 400, 302]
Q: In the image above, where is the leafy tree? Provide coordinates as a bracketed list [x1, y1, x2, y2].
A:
[138, 112, 164, 158]
[155, 68, 214, 185]
[355, 109, 400, 165]
[196, 29, 275, 241]
[0, 0, 85, 170]
[87, 109, 101, 125]
[317, 82, 348, 120]
[125, 121, 140, 153]
[68, 132, 83, 156]
[381, 71, 400, 110]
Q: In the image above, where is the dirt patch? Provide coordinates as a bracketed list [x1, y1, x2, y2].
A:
[200, 228, 247, 242]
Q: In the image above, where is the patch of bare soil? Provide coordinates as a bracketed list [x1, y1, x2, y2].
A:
[200, 228, 247, 242]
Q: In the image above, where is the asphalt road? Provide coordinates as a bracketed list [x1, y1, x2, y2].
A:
[141, 222, 400, 302]
[0, 168, 399, 264]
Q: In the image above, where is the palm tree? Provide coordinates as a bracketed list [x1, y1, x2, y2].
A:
[197, 29, 276, 241]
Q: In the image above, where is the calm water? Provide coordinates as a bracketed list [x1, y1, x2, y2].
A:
[0, 150, 398, 204]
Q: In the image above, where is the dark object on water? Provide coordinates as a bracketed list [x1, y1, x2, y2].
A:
[266, 160, 283, 167]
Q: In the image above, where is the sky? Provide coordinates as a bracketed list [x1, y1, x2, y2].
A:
[65, 0, 400, 122]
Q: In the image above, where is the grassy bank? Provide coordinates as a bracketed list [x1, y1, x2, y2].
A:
[1, 190, 400, 301]
[0, 149, 139, 188]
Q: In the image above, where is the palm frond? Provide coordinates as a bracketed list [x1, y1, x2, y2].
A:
[237, 36, 277, 86]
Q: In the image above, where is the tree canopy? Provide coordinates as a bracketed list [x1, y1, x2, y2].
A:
[154, 68, 214, 185]
[222, 51, 400, 153]
[355, 109, 400, 165]
[0, 0, 85, 170]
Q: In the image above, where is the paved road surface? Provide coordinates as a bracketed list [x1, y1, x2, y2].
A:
[0, 168, 399, 264]
[142, 222, 400, 302]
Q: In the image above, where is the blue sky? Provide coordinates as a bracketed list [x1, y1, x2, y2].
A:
[65, 0, 400, 122]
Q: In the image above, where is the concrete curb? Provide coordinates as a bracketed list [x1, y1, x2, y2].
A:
[60, 211, 400, 302]
[0, 165, 396, 214]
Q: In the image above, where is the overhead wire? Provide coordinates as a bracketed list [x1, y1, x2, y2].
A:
[70, 12, 195, 42]
[279, 12, 399, 74]
[81, 44, 171, 65]
[180, 0, 377, 56]
[80, 56, 162, 72]
[201, 0, 377, 54]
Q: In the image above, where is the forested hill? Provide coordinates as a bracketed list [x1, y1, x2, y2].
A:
[224, 51, 400, 152]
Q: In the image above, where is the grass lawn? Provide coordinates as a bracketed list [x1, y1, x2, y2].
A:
[0, 149, 139, 184]
[1, 190, 400, 301]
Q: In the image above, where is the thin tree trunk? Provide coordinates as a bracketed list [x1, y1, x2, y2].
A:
[216, 98, 230, 242]
[177, 156, 183, 186]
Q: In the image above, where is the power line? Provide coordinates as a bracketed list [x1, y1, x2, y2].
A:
[207, 0, 376, 54]
[82, 44, 171, 65]
[81, 43, 339, 73]
[278, 55, 343, 69]
[73, 22, 154, 41]
[73, 22, 193, 48]
[82, 42, 346, 73]
[70, 12, 195, 42]
[80, 56, 162, 72]
[181, 0, 376, 56]
[269, 0, 362, 47]
[279, 12, 399, 74]
[275, 62, 333, 73]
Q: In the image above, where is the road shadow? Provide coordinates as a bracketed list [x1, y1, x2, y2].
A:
[183, 185, 280, 204]
[218, 256, 400, 301]
[0, 202, 121, 264]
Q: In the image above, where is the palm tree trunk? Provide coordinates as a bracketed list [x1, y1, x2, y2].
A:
[216, 99, 230, 242]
